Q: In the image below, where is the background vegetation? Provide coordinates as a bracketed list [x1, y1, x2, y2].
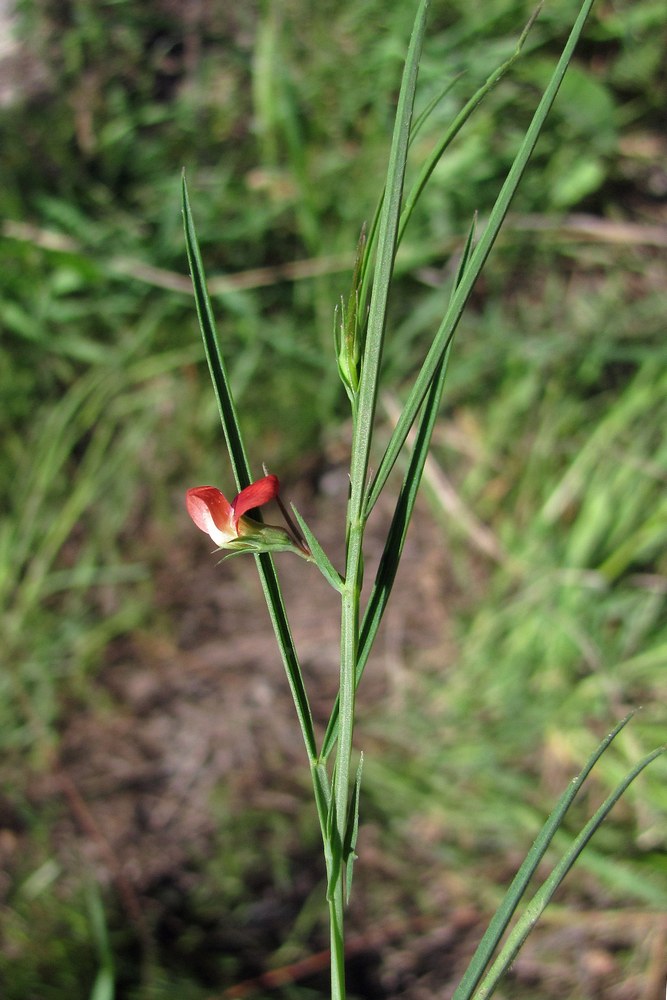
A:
[1, 0, 665, 997]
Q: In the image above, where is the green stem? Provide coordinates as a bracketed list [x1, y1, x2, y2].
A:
[327, 547, 361, 1000]
[310, 761, 345, 1000]
[328, 9, 431, 996]
[329, 893, 346, 1000]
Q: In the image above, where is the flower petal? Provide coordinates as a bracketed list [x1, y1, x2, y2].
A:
[186, 486, 236, 545]
[232, 474, 280, 523]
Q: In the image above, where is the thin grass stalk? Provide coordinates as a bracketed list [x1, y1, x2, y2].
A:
[358, 10, 537, 329]
[181, 178, 329, 849]
[326, 8, 431, 997]
[339, 0, 430, 833]
[331, 0, 430, 979]
[451, 713, 636, 999]
[365, 0, 598, 515]
[397, 7, 540, 247]
[472, 744, 665, 999]
[320, 218, 476, 762]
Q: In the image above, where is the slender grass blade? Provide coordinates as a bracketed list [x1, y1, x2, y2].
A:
[182, 176, 318, 763]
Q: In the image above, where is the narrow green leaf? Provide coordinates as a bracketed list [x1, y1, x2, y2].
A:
[320, 218, 476, 763]
[348, 0, 431, 526]
[452, 713, 641, 1000]
[182, 173, 250, 492]
[472, 743, 665, 1000]
[397, 7, 540, 247]
[312, 761, 337, 890]
[291, 504, 344, 592]
[182, 176, 318, 764]
[410, 77, 462, 142]
[365, 0, 598, 516]
[357, 74, 460, 318]
[256, 553, 318, 761]
[332, 0, 433, 916]
[359, 217, 475, 659]
[358, 11, 536, 330]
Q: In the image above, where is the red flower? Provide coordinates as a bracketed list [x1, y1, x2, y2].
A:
[186, 474, 280, 547]
[186, 473, 310, 559]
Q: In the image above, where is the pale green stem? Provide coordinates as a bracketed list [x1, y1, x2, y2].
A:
[327, 8, 430, 996]
[329, 894, 346, 1000]
[327, 548, 361, 1000]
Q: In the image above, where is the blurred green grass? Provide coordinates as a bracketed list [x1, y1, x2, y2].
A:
[1, 0, 665, 996]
